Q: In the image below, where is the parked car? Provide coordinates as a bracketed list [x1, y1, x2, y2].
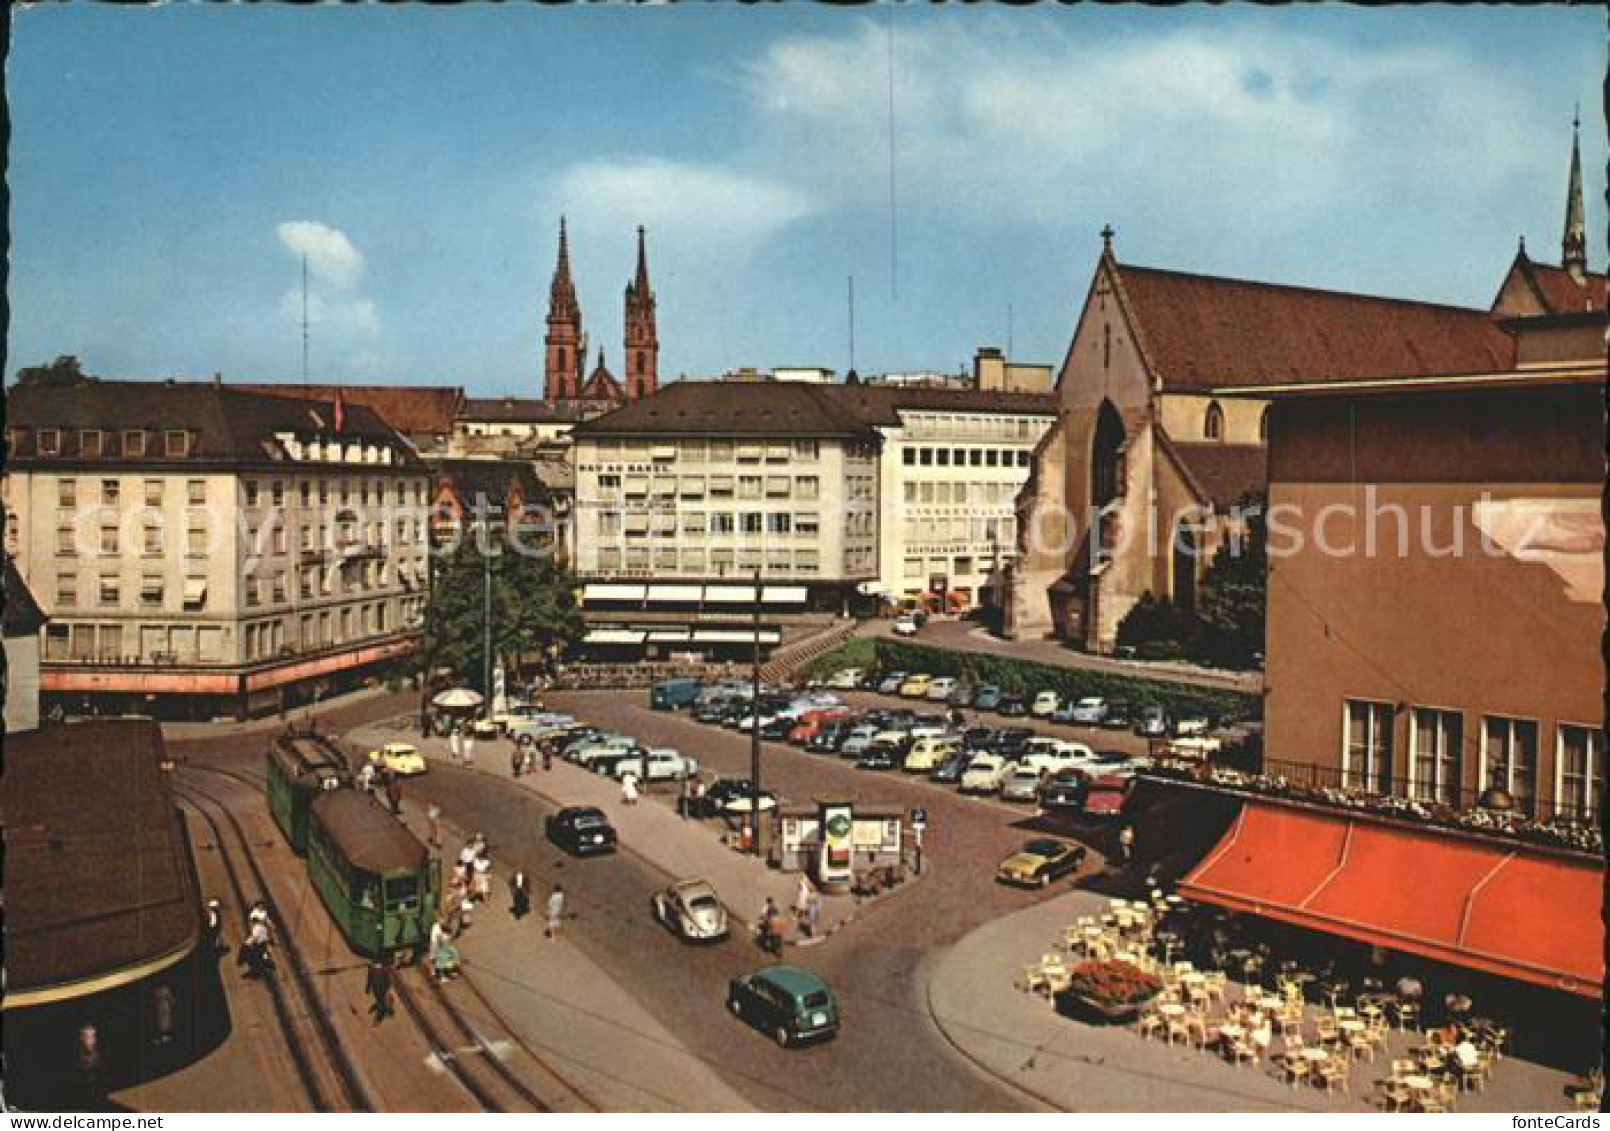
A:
[892, 615, 920, 637]
[1068, 697, 1109, 725]
[838, 726, 879, 759]
[653, 878, 729, 942]
[545, 807, 618, 855]
[997, 692, 1030, 717]
[610, 747, 699, 782]
[651, 678, 702, 711]
[705, 778, 779, 814]
[877, 671, 910, 695]
[1038, 770, 1090, 814]
[903, 735, 959, 773]
[1101, 700, 1134, 730]
[1019, 737, 1095, 776]
[948, 683, 977, 708]
[959, 755, 1018, 795]
[925, 677, 958, 702]
[930, 748, 974, 784]
[1091, 749, 1150, 776]
[825, 668, 864, 690]
[368, 742, 428, 776]
[1135, 705, 1170, 738]
[727, 965, 839, 1048]
[1174, 715, 1211, 737]
[1082, 774, 1132, 818]
[1030, 690, 1061, 718]
[899, 674, 933, 699]
[972, 685, 1003, 711]
[807, 720, 854, 753]
[999, 766, 1047, 803]
[996, 839, 1088, 888]
[989, 727, 1037, 756]
[856, 742, 903, 771]
[693, 698, 732, 724]
[1049, 700, 1082, 725]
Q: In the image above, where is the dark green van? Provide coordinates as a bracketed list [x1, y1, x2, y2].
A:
[651, 678, 701, 710]
[726, 964, 840, 1047]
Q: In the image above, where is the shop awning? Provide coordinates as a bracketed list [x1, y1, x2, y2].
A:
[646, 628, 692, 643]
[1178, 800, 1604, 997]
[583, 628, 646, 645]
[582, 584, 646, 603]
[761, 585, 808, 604]
[702, 586, 761, 604]
[646, 584, 704, 603]
[692, 629, 783, 645]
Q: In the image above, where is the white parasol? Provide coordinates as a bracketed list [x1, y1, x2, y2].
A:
[432, 688, 484, 710]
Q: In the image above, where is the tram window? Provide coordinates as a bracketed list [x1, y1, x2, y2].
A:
[356, 875, 380, 910]
[386, 875, 419, 902]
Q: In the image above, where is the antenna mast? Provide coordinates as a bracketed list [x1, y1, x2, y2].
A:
[1007, 303, 1014, 360]
[300, 255, 310, 383]
[848, 275, 856, 375]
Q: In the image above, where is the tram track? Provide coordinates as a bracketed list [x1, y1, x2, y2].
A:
[174, 774, 376, 1112]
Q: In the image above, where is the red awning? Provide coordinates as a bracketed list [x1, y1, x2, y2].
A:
[1178, 800, 1604, 997]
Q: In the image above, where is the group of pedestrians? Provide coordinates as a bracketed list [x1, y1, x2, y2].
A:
[237, 900, 275, 979]
[509, 738, 557, 777]
[357, 758, 405, 817]
[756, 876, 823, 954]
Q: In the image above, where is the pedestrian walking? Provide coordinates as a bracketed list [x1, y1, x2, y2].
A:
[150, 983, 176, 1047]
[545, 884, 566, 940]
[205, 898, 224, 955]
[365, 959, 394, 1024]
[621, 772, 640, 806]
[76, 1021, 103, 1102]
[426, 801, 442, 848]
[358, 760, 377, 795]
[1118, 824, 1136, 865]
[511, 744, 524, 778]
[240, 916, 272, 978]
[807, 892, 821, 939]
[472, 854, 492, 904]
[462, 726, 476, 767]
[510, 869, 531, 919]
[678, 775, 693, 818]
[430, 918, 460, 981]
[757, 897, 782, 955]
[385, 773, 403, 817]
[541, 740, 553, 772]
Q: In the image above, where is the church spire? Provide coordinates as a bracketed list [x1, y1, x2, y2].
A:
[544, 216, 583, 400]
[623, 224, 659, 401]
[1562, 106, 1587, 283]
[633, 224, 650, 295]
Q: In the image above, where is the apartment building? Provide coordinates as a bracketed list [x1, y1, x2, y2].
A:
[4, 380, 431, 719]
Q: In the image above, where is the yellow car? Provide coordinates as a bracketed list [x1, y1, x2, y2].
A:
[899, 673, 933, 698]
[996, 838, 1088, 888]
[903, 736, 959, 773]
[369, 742, 428, 776]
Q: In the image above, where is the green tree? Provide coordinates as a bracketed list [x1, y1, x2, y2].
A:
[1189, 492, 1267, 670]
[419, 532, 582, 692]
[15, 355, 92, 388]
[1116, 590, 1202, 660]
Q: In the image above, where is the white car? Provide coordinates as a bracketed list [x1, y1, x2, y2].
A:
[1174, 716, 1211, 737]
[1030, 690, 1061, 718]
[1069, 697, 1109, 724]
[959, 755, 1018, 795]
[612, 747, 699, 782]
[1019, 737, 1095, 775]
[893, 616, 919, 636]
[826, 668, 864, 690]
[926, 677, 959, 702]
[571, 739, 637, 767]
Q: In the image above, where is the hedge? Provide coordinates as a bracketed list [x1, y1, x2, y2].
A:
[807, 637, 1259, 724]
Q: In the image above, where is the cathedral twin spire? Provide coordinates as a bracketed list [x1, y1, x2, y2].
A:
[1561, 107, 1586, 284]
[543, 219, 658, 403]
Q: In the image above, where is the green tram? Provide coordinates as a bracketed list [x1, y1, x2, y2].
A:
[266, 730, 354, 854]
[306, 790, 439, 962]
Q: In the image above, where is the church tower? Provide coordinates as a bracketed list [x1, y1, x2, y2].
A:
[623, 225, 659, 401]
[1562, 108, 1587, 283]
[544, 217, 584, 401]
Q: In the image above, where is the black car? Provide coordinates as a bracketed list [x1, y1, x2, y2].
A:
[972, 685, 1003, 711]
[997, 693, 1030, 717]
[704, 778, 778, 811]
[693, 698, 732, 724]
[948, 684, 977, 708]
[991, 727, 1036, 756]
[960, 725, 997, 749]
[856, 741, 903, 771]
[930, 748, 973, 784]
[1038, 770, 1090, 814]
[807, 720, 853, 753]
[545, 807, 617, 856]
[1101, 700, 1134, 730]
[760, 715, 796, 740]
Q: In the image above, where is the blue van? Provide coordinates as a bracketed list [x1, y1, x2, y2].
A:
[651, 678, 701, 711]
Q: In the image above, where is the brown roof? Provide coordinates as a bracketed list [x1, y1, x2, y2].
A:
[574, 379, 878, 439]
[311, 790, 429, 873]
[0, 721, 201, 999]
[427, 457, 547, 505]
[830, 384, 1058, 424]
[238, 382, 464, 435]
[458, 397, 601, 424]
[1160, 435, 1268, 508]
[1110, 261, 1515, 391]
[1518, 258, 1608, 314]
[6, 380, 420, 466]
[579, 360, 626, 404]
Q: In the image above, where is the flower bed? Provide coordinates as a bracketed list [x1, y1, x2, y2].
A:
[1055, 959, 1163, 1021]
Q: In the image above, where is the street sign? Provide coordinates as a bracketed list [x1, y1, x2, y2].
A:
[911, 807, 928, 829]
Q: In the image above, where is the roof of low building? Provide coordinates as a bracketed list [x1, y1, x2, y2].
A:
[237, 382, 464, 435]
[6, 379, 419, 465]
[1160, 436, 1269, 508]
[1510, 255, 1608, 315]
[458, 397, 600, 424]
[574, 379, 880, 438]
[1111, 261, 1516, 391]
[4, 557, 47, 636]
[427, 456, 547, 503]
[0, 720, 202, 1003]
[830, 384, 1059, 423]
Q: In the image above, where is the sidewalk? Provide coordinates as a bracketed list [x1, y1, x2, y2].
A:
[350, 716, 874, 947]
[161, 684, 397, 740]
[862, 619, 1263, 695]
[926, 889, 1576, 1112]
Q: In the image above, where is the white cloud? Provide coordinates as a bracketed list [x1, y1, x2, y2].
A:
[276, 220, 366, 290]
[277, 289, 379, 338]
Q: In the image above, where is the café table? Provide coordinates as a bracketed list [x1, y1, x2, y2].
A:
[1403, 1074, 1436, 1109]
[1158, 1002, 1187, 1018]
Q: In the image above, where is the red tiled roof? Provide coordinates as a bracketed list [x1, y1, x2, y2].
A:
[1523, 259, 1608, 314]
[237, 383, 464, 435]
[1111, 261, 1515, 391]
[1158, 434, 1268, 508]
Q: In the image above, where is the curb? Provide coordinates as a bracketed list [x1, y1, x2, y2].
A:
[786, 859, 931, 949]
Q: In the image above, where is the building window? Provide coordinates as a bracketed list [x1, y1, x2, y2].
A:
[709, 476, 735, 499]
[795, 476, 819, 500]
[764, 476, 790, 498]
[737, 476, 763, 500]
[56, 573, 78, 608]
[598, 512, 622, 536]
[140, 576, 164, 609]
[56, 522, 76, 555]
[143, 522, 163, 556]
[985, 449, 999, 468]
[740, 512, 764, 535]
[187, 479, 206, 505]
[165, 430, 191, 458]
[187, 521, 207, 556]
[1481, 715, 1538, 817]
[902, 448, 916, 466]
[710, 513, 735, 535]
[99, 524, 119, 555]
[795, 512, 819, 535]
[1409, 708, 1463, 807]
[680, 512, 707, 535]
[101, 479, 120, 506]
[272, 480, 285, 507]
[1204, 402, 1224, 440]
[766, 513, 792, 535]
[38, 428, 61, 456]
[1342, 699, 1394, 795]
[58, 479, 78, 508]
[143, 479, 164, 507]
[80, 430, 105, 457]
[122, 430, 147, 456]
[1556, 725, 1601, 823]
[245, 480, 260, 507]
[99, 574, 121, 607]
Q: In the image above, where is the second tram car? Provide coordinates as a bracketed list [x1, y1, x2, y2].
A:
[306, 790, 438, 961]
[266, 730, 354, 854]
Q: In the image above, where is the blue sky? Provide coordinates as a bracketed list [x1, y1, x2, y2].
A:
[8, 5, 1604, 395]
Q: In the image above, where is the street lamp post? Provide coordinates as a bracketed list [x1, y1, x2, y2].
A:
[482, 540, 496, 723]
[750, 566, 762, 856]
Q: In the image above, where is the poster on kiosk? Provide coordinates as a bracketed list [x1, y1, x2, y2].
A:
[818, 802, 854, 889]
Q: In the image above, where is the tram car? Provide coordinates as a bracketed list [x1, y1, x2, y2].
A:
[266, 730, 354, 854]
[306, 789, 439, 962]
